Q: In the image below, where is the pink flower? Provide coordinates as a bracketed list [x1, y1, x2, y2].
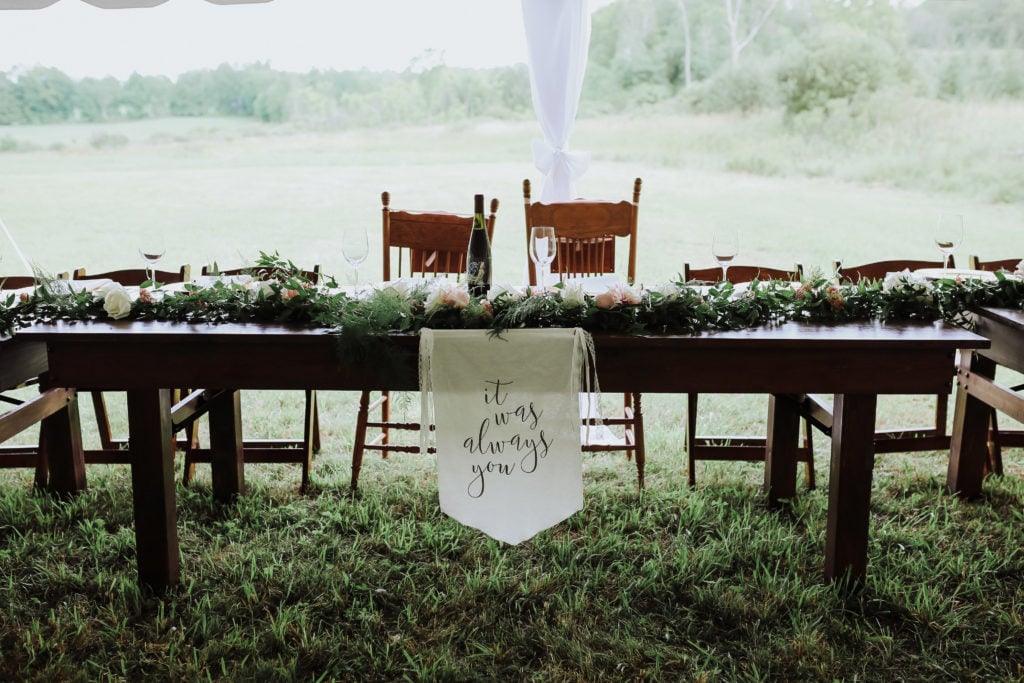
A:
[18, 292, 30, 303]
[826, 286, 844, 312]
[138, 289, 154, 304]
[619, 284, 642, 305]
[594, 291, 619, 310]
[480, 299, 493, 316]
[442, 287, 470, 309]
[282, 288, 300, 301]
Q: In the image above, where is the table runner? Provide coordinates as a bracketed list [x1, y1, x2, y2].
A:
[419, 328, 595, 544]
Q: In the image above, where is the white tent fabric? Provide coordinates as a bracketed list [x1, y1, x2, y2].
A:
[521, 0, 591, 203]
[0, 0, 270, 8]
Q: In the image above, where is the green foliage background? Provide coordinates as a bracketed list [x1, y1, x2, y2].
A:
[1, 0, 1021, 128]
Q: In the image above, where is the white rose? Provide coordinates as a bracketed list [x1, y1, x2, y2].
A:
[488, 284, 521, 301]
[382, 280, 410, 299]
[1015, 260, 1024, 278]
[259, 280, 277, 298]
[424, 282, 448, 314]
[882, 269, 927, 292]
[656, 282, 681, 300]
[97, 282, 134, 320]
[561, 282, 587, 308]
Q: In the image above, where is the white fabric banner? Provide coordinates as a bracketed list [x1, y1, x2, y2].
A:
[419, 328, 595, 544]
[521, 0, 592, 202]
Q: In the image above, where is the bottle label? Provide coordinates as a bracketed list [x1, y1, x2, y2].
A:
[467, 260, 487, 283]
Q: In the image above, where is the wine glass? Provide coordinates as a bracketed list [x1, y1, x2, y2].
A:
[342, 224, 369, 291]
[138, 235, 166, 287]
[530, 226, 557, 287]
[711, 230, 739, 283]
[933, 212, 964, 273]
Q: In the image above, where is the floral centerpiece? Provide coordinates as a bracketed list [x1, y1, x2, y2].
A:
[3, 254, 1024, 346]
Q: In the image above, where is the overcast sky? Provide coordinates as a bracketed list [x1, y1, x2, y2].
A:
[0, 0, 579, 80]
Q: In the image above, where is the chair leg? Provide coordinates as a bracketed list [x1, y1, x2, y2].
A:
[632, 392, 645, 489]
[381, 390, 391, 455]
[802, 418, 816, 490]
[91, 390, 115, 450]
[987, 409, 1004, 477]
[623, 393, 633, 462]
[181, 425, 198, 486]
[311, 391, 321, 453]
[34, 424, 49, 489]
[936, 391, 949, 439]
[686, 392, 698, 486]
[351, 390, 372, 489]
[300, 389, 316, 493]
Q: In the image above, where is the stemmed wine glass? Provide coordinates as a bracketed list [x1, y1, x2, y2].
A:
[342, 224, 369, 291]
[139, 235, 166, 287]
[712, 230, 739, 283]
[933, 212, 964, 273]
[530, 226, 557, 287]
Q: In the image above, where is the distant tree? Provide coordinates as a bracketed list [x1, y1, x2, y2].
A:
[0, 73, 24, 125]
[120, 73, 173, 118]
[72, 77, 118, 121]
[723, 0, 782, 67]
[14, 67, 74, 124]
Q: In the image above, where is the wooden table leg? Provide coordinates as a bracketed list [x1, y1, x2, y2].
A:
[40, 390, 86, 496]
[765, 393, 799, 505]
[947, 351, 997, 499]
[208, 389, 244, 502]
[824, 393, 877, 583]
[127, 388, 179, 592]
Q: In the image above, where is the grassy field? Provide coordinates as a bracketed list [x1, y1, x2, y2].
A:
[1, 102, 1024, 680]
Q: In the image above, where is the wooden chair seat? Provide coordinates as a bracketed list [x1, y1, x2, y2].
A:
[968, 255, 1024, 474]
[682, 262, 815, 488]
[179, 265, 323, 492]
[800, 257, 956, 457]
[350, 192, 499, 489]
[72, 266, 192, 465]
[523, 177, 646, 486]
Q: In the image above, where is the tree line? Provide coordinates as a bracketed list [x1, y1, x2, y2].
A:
[0, 0, 1020, 128]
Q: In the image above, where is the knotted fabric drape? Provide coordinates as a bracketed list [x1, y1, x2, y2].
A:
[420, 328, 595, 544]
[521, 0, 591, 202]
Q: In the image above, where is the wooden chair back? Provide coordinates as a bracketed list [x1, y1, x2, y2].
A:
[968, 255, 1021, 273]
[202, 265, 321, 283]
[522, 178, 641, 285]
[835, 258, 947, 283]
[73, 265, 191, 286]
[383, 191, 499, 280]
[1, 273, 70, 289]
[684, 263, 802, 284]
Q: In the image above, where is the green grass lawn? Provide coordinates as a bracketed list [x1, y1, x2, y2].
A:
[1, 104, 1023, 680]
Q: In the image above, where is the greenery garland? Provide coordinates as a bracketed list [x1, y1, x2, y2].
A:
[4, 254, 1024, 352]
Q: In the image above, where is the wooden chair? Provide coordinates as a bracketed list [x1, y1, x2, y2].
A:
[72, 265, 191, 464]
[522, 178, 647, 485]
[968, 254, 1024, 475]
[969, 255, 1021, 275]
[349, 191, 499, 489]
[1, 273, 73, 487]
[682, 262, 816, 488]
[180, 264, 323, 491]
[803, 257, 954, 455]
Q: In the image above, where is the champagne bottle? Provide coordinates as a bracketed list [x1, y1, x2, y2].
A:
[466, 193, 492, 298]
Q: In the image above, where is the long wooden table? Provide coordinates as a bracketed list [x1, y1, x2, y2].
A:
[17, 319, 986, 591]
[948, 307, 1024, 497]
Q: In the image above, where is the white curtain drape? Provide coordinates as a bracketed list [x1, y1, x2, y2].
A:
[521, 0, 591, 203]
